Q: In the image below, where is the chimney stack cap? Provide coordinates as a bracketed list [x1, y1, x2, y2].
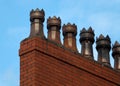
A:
[62, 23, 77, 36]
[30, 8, 45, 22]
[47, 16, 61, 29]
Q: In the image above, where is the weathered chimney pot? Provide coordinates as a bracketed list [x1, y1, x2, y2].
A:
[62, 23, 78, 51]
[80, 27, 95, 59]
[29, 8, 45, 38]
[47, 16, 61, 44]
[96, 34, 111, 66]
[112, 41, 120, 71]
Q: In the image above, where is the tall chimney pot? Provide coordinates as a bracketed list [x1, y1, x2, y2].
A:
[112, 41, 120, 71]
[80, 27, 95, 59]
[62, 23, 78, 52]
[47, 16, 61, 44]
[29, 8, 45, 38]
[96, 34, 111, 66]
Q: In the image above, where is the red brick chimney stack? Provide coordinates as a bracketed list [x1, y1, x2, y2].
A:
[96, 34, 111, 66]
[47, 16, 61, 44]
[62, 23, 78, 51]
[80, 27, 95, 59]
[112, 41, 120, 71]
[29, 8, 45, 38]
[19, 8, 120, 86]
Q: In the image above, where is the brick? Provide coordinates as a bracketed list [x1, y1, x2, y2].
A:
[19, 37, 120, 86]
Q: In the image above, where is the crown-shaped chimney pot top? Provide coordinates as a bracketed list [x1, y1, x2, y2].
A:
[47, 16, 61, 21]
[30, 8, 45, 22]
[62, 23, 77, 36]
[112, 41, 120, 56]
[80, 27, 94, 43]
[30, 8, 45, 15]
[113, 41, 120, 47]
[80, 27, 94, 34]
[96, 34, 111, 42]
[96, 34, 111, 50]
[47, 16, 61, 29]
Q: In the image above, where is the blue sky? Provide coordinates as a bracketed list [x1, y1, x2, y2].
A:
[0, 0, 120, 86]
